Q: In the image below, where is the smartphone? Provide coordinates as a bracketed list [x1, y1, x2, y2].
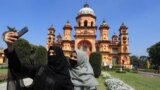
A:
[17, 27, 29, 38]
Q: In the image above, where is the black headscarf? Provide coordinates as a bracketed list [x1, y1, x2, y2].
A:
[31, 46, 73, 90]
[47, 46, 70, 76]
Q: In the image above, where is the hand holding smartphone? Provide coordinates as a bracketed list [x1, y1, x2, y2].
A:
[17, 27, 29, 38]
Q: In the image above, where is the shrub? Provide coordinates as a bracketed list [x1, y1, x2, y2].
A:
[89, 52, 102, 78]
[33, 46, 47, 65]
[116, 70, 126, 73]
[14, 38, 32, 63]
[0, 64, 8, 69]
[105, 78, 135, 90]
[101, 71, 112, 79]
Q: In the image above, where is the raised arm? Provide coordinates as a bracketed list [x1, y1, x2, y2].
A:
[3, 31, 40, 78]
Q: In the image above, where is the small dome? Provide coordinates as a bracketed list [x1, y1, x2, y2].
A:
[64, 21, 71, 27]
[48, 24, 55, 30]
[57, 33, 62, 38]
[101, 20, 108, 26]
[112, 33, 118, 38]
[63, 21, 72, 30]
[99, 20, 109, 30]
[119, 22, 128, 30]
[78, 3, 95, 16]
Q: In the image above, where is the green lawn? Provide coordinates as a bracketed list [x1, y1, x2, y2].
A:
[0, 68, 7, 83]
[0, 68, 7, 74]
[108, 71, 160, 90]
[97, 76, 106, 90]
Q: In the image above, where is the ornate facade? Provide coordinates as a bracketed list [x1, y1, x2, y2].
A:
[46, 4, 130, 67]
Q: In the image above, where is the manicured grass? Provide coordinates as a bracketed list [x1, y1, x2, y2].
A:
[108, 71, 160, 90]
[0, 69, 7, 83]
[0, 69, 7, 74]
[96, 76, 106, 90]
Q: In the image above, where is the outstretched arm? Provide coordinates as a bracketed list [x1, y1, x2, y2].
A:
[3, 31, 40, 78]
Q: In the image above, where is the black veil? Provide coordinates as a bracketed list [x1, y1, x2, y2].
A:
[47, 46, 70, 76]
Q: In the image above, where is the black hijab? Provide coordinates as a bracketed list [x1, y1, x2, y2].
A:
[47, 46, 70, 76]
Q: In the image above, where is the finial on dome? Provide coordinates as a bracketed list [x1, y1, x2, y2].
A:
[67, 21, 69, 23]
[102, 20, 106, 23]
[119, 22, 128, 30]
[48, 24, 55, 30]
[84, 2, 89, 7]
[122, 22, 125, 26]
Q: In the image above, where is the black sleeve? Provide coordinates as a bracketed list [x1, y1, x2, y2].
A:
[4, 49, 41, 78]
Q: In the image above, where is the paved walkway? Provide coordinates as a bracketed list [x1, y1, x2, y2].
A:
[0, 82, 6, 90]
[0, 78, 33, 90]
[139, 71, 160, 77]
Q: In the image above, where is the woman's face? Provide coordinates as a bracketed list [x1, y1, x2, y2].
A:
[49, 49, 56, 56]
[70, 52, 77, 61]
[69, 52, 78, 67]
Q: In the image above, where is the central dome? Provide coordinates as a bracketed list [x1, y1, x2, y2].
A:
[77, 3, 95, 16]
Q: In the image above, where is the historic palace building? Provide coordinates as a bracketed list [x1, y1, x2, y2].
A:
[46, 3, 130, 67]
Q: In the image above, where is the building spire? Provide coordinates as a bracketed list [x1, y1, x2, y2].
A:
[84, 2, 89, 7]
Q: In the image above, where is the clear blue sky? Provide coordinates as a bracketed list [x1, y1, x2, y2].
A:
[0, 0, 160, 56]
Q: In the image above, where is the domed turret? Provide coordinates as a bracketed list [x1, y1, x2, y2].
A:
[63, 21, 72, 30]
[119, 22, 128, 30]
[99, 20, 109, 30]
[112, 33, 118, 44]
[112, 33, 118, 38]
[48, 24, 55, 31]
[77, 3, 95, 16]
[56, 33, 62, 44]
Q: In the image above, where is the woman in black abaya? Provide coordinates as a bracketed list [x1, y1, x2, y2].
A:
[4, 31, 73, 90]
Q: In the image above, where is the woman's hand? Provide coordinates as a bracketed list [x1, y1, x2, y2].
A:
[3, 31, 18, 52]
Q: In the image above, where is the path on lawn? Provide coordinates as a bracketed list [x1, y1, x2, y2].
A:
[139, 71, 160, 77]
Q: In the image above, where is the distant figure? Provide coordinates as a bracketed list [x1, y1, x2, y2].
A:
[69, 50, 98, 90]
[3, 31, 73, 90]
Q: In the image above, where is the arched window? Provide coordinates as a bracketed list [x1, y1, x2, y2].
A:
[78, 21, 81, 26]
[91, 21, 93, 26]
[84, 20, 88, 27]
[49, 31, 52, 34]
[48, 37, 51, 40]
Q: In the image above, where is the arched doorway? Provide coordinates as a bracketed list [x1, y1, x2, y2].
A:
[77, 40, 92, 52]
[77, 40, 92, 57]
[122, 56, 128, 64]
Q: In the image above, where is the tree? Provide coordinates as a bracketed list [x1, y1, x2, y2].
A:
[30, 44, 38, 63]
[33, 46, 47, 65]
[147, 41, 160, 69]
[139, 56, 148, 69]
[130, 55, 139, 67]
[139, 56, 148, 61]
[14, 38, 32, 63]
[89, 52, 102, 78]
